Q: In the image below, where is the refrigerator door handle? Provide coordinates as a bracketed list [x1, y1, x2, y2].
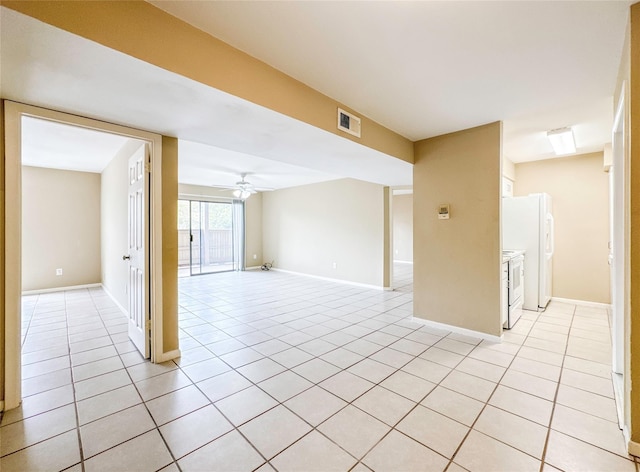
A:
[547, 213, 555, 257]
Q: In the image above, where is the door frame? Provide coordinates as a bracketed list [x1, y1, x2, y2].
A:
[610, 83, 631, 438]
[3, 101, 165, 410]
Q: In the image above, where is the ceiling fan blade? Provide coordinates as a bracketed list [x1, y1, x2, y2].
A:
[209, 184, 236, 190]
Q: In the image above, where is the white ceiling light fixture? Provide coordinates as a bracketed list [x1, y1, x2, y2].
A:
[547, 127, 576, 156]
[229, 174, 258, 200]
[232, 188, 252, 200]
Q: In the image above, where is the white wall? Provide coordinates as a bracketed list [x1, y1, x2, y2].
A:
[262, 178, 387, 287]
[101, 139, 143, 309]
[22, 166, 101, 291]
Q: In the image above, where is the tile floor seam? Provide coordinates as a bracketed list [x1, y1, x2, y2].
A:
[538, 304, 616, 471]
[296, 330, 481, 467]
[117, 358, 181, 468]
[86, 288, 179, 470]
[169, 359, 274, 468]
[9, 269, 628, 472]
[546, 304, 630, 465]
[171, 282, 421, 469]
[446, 309, 549, 469]
[65, 292, 87, 472]
[0, 428, 79, 460]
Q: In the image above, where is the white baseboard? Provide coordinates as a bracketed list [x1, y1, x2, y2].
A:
[393, 260, 413, 264]
[21, 283, 101, 296]
[156, 349, 181, 363]
[627, 435, 640, 458]
[411, 316, 504, 343]
[101, 284, 128, 316]
[270, 268, 389, 291]
[551, 297, 611, 309]
[245, 266, 262, 271]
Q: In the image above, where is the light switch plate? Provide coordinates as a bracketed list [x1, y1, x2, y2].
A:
[438, 204, 450, 220]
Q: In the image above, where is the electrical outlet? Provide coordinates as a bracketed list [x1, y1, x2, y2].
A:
[253, 254, 257, 260]
[56, 268, 63, 276]
[332, 262, 337, 269]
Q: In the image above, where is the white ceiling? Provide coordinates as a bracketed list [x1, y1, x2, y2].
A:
[150, 0, 632, 162]
[21, 117, 133, 173]
[177, 140, 339, 190]
[1, 1, 633, 183]
[19, 115, 340, 190]
[0, 7, 410, 188]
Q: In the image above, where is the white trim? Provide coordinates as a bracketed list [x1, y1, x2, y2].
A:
[149, 138, 164, 364]
[178, 193, 234, 203]
[551, 297, 611, 309]
[270, 268, 391, 291]
[101, 284, 128, 316]
[612, 372, 625, 430]
[393, 260, 414, 264]
[4, 101, 165, 411]
[244, 266, 262, 271]
[21, 283, 102, 296]
[627, 436, 640, 458]
[156, 349, 181, 363]
[411, 316, 504, 343]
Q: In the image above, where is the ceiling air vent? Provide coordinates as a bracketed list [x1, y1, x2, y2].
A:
[337, 108, 361, 138]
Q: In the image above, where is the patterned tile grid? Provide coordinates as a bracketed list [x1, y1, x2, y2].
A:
[1, 265, 636, 472]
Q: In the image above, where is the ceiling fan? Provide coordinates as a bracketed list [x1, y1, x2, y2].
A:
[212, 173, 272, 200]
[231, 174, 257, 199]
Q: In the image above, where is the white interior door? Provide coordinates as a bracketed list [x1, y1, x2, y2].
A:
[612, 91, 625, 375]
[126, 144, 150, 358]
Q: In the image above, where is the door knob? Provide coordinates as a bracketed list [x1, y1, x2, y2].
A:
[122, 255, 131, 261]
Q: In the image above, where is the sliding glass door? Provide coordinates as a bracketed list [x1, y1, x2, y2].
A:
[178, 199, 244, 277]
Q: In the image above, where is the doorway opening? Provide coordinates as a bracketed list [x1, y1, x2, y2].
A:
[392, 188, 414, 291]
[178, 199, 245, 277]
[3, 101, 166, 411]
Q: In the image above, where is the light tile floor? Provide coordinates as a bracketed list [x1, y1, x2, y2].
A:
[1, 264, 637, 471]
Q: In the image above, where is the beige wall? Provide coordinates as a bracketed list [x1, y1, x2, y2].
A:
[262, 178, 387, 287]
[514, 153, 610, 304]
[101, 140, 143, 309]
[3, 1, 413, 164]
[22, 166, 101, 291]
[162, 137, 179, 353]
[413, 122, 502, 337]
[177, 184, 263, 268]
[393, 194, 413, 262]
[245, 192, 263, 267]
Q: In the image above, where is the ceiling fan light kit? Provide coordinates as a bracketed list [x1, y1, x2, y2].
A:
[233, 188, 252, 200]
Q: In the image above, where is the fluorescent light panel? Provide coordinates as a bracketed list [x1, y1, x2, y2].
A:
[547, 127, 576, 155]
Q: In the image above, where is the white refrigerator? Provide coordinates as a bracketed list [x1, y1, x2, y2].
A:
[503, 193, 554, 311]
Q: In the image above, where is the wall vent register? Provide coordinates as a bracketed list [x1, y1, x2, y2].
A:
[337, 108, 361, 138]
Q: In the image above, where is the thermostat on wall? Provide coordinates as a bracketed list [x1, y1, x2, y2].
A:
[337, 108, 361, 138]
[438, 204, 450, 220]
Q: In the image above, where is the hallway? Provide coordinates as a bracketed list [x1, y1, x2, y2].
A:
[0, 268, 634, 471]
